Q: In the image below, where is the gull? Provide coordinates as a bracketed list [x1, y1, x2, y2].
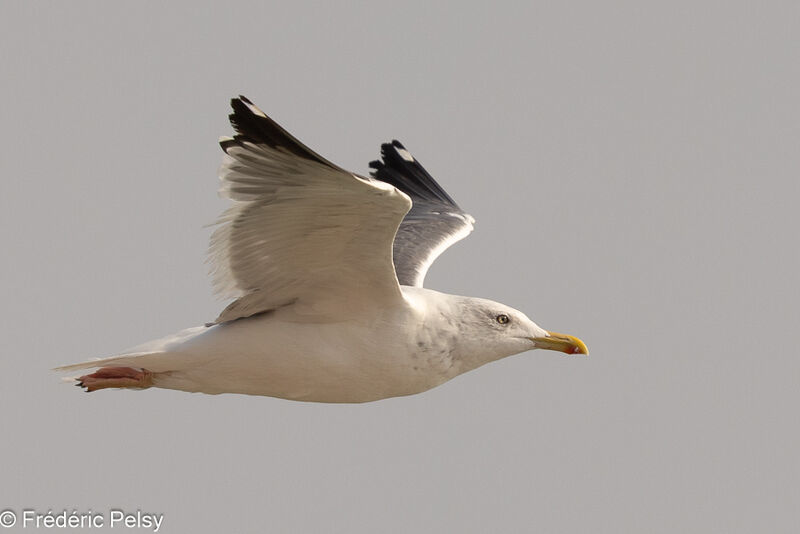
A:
[56, 96, 588, 403]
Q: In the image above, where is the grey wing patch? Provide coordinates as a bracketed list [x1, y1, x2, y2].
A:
[369, 141, 475, 287]
[392, 203, 474, 287]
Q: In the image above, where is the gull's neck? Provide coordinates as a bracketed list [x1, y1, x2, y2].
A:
[400, 286, 516, 377]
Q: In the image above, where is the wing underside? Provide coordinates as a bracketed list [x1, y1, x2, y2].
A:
[370, 141, 474, 287]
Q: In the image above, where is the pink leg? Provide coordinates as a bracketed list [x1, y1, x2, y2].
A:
[77, 367, 154, 392]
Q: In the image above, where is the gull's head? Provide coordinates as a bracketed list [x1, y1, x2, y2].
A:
[453, 297, 588, 365]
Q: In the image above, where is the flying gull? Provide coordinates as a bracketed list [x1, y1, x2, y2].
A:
[56, 96, 588, 403]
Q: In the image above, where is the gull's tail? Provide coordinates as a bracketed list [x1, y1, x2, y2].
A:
[53, 352, 163, 373]
[53, 325, 211, 392]
[53, 353, 166, 392]
[54, 325, 208, 373]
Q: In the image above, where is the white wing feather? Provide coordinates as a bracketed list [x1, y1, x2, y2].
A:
[209, 101, 411, 323]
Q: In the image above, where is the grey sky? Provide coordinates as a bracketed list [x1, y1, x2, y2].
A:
[1, 2, 798, 533]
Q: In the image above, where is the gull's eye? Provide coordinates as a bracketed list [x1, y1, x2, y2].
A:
[496, 314, 510, 325]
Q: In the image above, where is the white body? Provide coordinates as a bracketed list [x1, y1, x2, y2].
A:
[64, 287, 548, 403]
[155, 289, 459, 402]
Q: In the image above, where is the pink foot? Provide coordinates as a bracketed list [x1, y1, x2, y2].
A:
[77, 367, 153, 392]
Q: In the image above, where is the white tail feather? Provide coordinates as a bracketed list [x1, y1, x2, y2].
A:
[53, 352, 159, 373]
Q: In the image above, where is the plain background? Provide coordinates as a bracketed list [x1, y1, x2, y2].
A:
[1, 2, 798, 533]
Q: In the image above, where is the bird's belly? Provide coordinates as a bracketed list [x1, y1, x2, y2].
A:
[159, 315, 448, 403]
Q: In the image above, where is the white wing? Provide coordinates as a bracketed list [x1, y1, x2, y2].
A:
[209, 97, 411, 324]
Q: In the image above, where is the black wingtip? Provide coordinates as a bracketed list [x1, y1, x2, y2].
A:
[369, 140, 460, 208]
[222, 96, 340, 170]
[228, 97, 260, 138]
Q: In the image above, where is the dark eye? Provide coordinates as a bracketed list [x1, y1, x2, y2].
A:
[496, 314, 510, 325]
